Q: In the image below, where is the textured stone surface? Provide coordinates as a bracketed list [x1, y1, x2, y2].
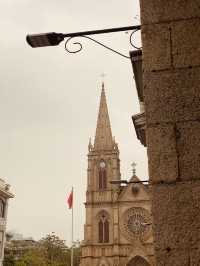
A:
[140, 1, 200, 265]
[172, 18, 200, 68]
[142, 24, 171, 72]
[190, 248, 200, 265]
[152, 181, 200, 250]
[155, 248, 189, 266]
[147, 125, 178, 183]
[147, 121, 200, 183]
[177, 121, 200, 180]
[143, 68, 200, 124]
[148, 152, 178, 183]
[140, 0, 200, 24]
[176, 121, 200, 155]
[142, 18, 200, 72]
[147, 125, 177, 154]
[179, 154, 200, 181]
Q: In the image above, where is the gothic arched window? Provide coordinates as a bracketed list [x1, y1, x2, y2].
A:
[98, 219, 103, 243]
[98, 212, 109, 243]
[99, 161, 107, 190]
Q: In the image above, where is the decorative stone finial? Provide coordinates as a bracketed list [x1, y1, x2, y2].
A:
[88, 138, 93, 151]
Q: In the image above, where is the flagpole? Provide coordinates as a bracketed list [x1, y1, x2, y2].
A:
[71, 187, 74, 266]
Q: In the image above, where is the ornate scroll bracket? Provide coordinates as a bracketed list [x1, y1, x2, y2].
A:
[64, 28, 141, 59]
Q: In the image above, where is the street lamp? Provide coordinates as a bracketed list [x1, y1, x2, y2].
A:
[110, 179, 149, 185]
[110, 180, 129, 185]
[26, 32, 64, 48]
[26, 25, 141, 59]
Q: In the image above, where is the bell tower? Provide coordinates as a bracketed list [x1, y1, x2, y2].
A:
[81, 83, 121, 266]
[87, 83, 121, 194]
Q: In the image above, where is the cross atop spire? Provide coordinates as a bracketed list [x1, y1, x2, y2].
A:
[101, 73, 106, 82]
[131, 162, 137, 175]
[94, 83, 113, 151]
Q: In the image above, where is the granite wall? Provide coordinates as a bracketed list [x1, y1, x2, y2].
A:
[139, 1, 200, 265]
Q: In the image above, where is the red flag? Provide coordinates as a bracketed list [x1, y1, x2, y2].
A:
[67, 189, 73, 209]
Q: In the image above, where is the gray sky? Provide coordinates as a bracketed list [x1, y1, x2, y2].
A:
[0, 0, 147, 245]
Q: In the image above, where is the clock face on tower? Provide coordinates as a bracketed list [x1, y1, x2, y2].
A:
[120, 207, 151, 242]
[100, 161, 106, 168]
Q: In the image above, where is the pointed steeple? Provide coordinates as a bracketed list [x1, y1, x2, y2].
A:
[94, 83, 114, 151]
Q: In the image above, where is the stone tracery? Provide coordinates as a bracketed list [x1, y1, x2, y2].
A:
[97, 211, 110, 243]
[121, 207, 151, 242]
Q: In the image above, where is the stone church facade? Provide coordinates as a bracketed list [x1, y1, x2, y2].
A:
[80, 84, 154, 266]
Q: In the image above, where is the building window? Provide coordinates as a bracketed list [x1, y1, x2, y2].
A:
[98, 212, 109, 243]
[99, 161, 107, 190]
[99, 169, 107, 189]
[0, 200, 5, 218]
[98, 219, 103, 243]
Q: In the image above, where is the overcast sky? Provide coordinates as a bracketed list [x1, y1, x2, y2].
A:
[0, 0, 148, 245]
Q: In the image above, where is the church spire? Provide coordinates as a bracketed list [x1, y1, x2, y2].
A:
[94, 83, 113, 151]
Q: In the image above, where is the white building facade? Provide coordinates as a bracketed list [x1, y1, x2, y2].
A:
[0, 179, 14, 266]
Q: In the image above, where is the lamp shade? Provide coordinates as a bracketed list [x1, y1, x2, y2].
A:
[26, 32, 64, 48]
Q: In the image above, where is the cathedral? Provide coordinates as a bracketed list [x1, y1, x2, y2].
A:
[80, 84, 155, 266]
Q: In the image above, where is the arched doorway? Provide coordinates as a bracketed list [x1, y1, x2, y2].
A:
[127, 256, 150, 266]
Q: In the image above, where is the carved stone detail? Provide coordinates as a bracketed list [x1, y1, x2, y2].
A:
[121, 207, 151, 242]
